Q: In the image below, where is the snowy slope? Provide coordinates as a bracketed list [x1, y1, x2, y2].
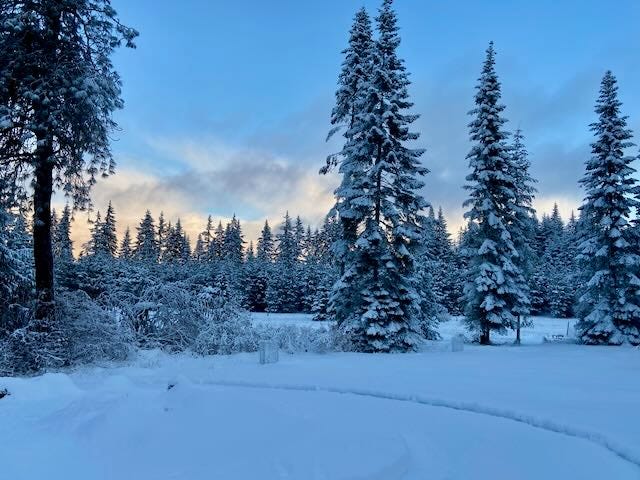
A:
[1, 316, 639, 480]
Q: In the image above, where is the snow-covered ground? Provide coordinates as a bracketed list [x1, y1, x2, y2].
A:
[2, 316, 639, 479]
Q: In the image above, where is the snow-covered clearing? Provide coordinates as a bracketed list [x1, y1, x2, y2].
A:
[1, 316, 639, 479]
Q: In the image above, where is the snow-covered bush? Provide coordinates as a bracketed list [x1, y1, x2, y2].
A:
[193, 286, 257, 355]
[253, 324, 337, 354]
[57, 290, 134, 365]
[132, 283, 202, 351]
[1, 316, 68, 376]
[1, 290, 135, 375]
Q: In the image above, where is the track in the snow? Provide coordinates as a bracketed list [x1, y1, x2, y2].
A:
[207, 379, 640, 471]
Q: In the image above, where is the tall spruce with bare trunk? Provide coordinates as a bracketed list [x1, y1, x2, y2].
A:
[0, 1, 137, 328]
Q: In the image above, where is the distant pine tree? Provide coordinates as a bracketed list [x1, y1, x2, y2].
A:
[119, 227, 133, 260]
[53, 205, 74, 263]
[193, 233, 205, 261]
[257, 220, 275, 262]
[223, 215, 244, 264]
[101, 202, 118, 257]
[157, 212, 168, 260]
[201, 215, 214, 259]
[210, 221, 225, 261]
[83, 211, 103, 257]
[163, 219, 189, 263]
[135, 210, 158, 263]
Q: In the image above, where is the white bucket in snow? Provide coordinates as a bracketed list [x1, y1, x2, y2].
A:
[451, 335, 465, 352]
[259, 341, 279, 364]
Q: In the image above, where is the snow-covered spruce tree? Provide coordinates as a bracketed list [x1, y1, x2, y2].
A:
[576, 71, 640, 345]
[508, 129, 536, 343]
[223, 215, 244, 264]
[163, 219, 190, 263]
[244, 241, 268, 312]
[462, 43, 529, 345]
[266, 212, 302, 313]
[323, 6, 374, 174]
[244, 221, 274, 312]
[324, 1, 429, 352]
[294, 216, 305, 262]
[193, 234, 205, 261]
[157, 212, 168, 259]
[209, 221, 225, 261]
[257, 220, 275, 262]
[52, 204, 75, 289]
[0, 0, 137, 325]
[83, 211, 103, 257]
[0, 172, 33, 334]
[135, 211, 159, 263]
[119, 227, 133, 260]
[201, 215, 214, 259]
[530, 207, 567, 314]
[84, 201, 117, 258]
[101, 202, 118, 257]
[321, 6, 374, 304]
[53, 205, 74, 263]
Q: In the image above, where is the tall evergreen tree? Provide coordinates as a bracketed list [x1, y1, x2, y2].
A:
[576, 71, 640, 345]
[322, 6, 374, 285]
[323, 6, 374, 172]
[508, 128, 537, 343]
[462, 42, 528, 344]
[0, 0, 137, 321]
[325, 0, 429, 352]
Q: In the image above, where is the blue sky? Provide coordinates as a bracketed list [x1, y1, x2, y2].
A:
[69, 0, 640, 244]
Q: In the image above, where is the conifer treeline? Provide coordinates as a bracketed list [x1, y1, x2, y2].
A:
[40, 198, 587, 323]
[48, 208, 343, 318]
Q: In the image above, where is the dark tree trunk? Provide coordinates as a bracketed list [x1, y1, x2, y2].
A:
[515, 316, 522, 345]
[32, 4, 61, 324]
[33, 142, 55, 322]
[480, 325, 491, 345]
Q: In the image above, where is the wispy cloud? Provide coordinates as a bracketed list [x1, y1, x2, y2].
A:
[58, 137, 337, 251]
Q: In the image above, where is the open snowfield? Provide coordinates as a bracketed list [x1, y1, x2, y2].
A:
[2, 316, 639, 480]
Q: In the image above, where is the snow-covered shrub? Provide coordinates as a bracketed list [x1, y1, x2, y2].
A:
[57, 290, 134, 365]
[133, 283, 202, 351]
[253, 324, 337, 354]
[0, 318, 68, 376]
[193, 286, 257, 355]
[96, 290, 139, 334]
